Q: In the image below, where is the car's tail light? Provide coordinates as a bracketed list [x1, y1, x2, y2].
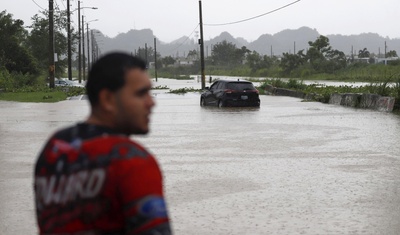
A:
[225, 89, 259, 94]
[243, 89, 259, 94]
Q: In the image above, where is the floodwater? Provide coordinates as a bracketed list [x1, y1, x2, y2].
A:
[1, 78, 400, 234]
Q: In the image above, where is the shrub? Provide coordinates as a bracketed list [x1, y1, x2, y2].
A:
[0, 67, 41, 91]
[287, 79, 307, 90]
[168, 87, 201, 94]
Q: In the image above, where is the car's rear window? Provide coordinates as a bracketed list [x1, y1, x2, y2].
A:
[226, 82, 255, 91]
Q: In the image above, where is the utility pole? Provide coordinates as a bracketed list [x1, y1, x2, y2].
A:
[82, 15, 85, 81]
[294, 41, 296, 54]
[351, 45, 354, 63]
[385, 41, 387, 65]
[145, 43, 148, 67]
[87, 23, 90, 71]
[67, 0, 72, 80]
[154, 38, 158, 82]
[78, 1, 81, 83]
[270, 45, 273, 57]
[198, 0, 205, 89]
[91, 30, 94, 64]
[49, 0, 55, 88]
[385, 41, 387, 58]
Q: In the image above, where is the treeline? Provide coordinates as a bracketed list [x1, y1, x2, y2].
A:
[0, 10, 73, 90]
[153, 36, 400, 82]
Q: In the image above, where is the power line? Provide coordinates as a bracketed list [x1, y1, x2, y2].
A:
[54, 0, 61, 11]
[56, 0, 79, 30]
[59, 0, 67, 11]
[54, 0, 65, 15]
[204, 0, 301, 26]
[168, 23, 200, 53]
[31, 0, 46, 10]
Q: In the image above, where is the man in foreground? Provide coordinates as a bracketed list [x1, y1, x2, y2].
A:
[34, 53, 172, 234]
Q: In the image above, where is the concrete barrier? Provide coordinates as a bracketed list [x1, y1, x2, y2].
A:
[274, 88, 305, 99]
[264, 84, 275, 95]
[329, 94, 342, 105]
[340, 93, 361, 107]
[329, 93, 395, 112]
[376, 97, 395, 112]
[360, 94, 380, 109]
[264, 84, 396, 112]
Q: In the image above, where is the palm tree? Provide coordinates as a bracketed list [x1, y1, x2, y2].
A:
[358, 48, 370, 58]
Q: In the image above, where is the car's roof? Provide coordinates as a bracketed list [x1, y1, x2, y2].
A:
[214, 80, 252, 83]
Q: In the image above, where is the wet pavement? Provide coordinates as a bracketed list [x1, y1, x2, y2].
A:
[1, 79, 400, 234]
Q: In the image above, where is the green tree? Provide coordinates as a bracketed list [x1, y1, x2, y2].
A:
[246, 51, 275, 72]
[187, 50, 198, 60]
[306, 35, 346, 73]
[246, 51, 262, 71]
[211, 40, 249, 67]
[325, 49, 347, 72]
[280, 50, 306, 75]
[26, 10, 76, 77]
[358, 48, 370, 58]
[0, 11, 38, 74]
[306, 35, 330, 66]
[386, 50, 398, 58]
[161, 56, 176, 67]
[135, 46, 161, 64]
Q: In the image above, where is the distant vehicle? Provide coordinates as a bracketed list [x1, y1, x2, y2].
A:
[54, 79, 84, 87]
[200, 80, 260, 107]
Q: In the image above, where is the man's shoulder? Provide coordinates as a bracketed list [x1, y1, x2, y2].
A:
[84, 135, 152, 160]
[37, 126, 154, 173]
[45, 123, 153, 161]
[51, 124, 78, 140]
[51, 123, 116, 141]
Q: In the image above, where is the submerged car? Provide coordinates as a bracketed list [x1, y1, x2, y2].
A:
[200, 80, 260, 107]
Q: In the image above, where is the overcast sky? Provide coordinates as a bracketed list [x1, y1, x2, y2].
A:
[3, 0, 400, 42]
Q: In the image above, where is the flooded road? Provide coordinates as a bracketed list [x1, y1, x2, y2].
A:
[1, 85, 400, 234]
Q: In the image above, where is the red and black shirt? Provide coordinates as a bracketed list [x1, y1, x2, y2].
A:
[34, 123, 171, 235]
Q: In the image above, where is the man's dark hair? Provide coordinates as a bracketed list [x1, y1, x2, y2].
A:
[86, 52, 147, 106]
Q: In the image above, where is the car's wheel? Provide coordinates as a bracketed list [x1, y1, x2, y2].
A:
[218, 100, 224, 108]
[200, 98, 206, 106]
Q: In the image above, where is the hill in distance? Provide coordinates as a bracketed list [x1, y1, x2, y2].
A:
[94, 26, 400, 57]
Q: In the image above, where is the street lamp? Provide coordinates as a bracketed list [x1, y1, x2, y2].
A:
[77, 1, 98, 83]
[85, 19, 99, 73]
[91, 31, 103, 62]
[67, 0, 97, 82]
[76, 2, 98, 83]
[67, 0, 71, 80]
[49, 0, 55, 88]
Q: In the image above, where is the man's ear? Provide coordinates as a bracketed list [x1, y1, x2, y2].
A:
[98, 89, 116, 113]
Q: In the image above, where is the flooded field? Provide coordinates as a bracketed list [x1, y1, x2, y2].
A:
[1, 79, 400, 234]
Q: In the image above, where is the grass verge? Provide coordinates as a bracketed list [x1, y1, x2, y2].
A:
[0, 91, 67, 102]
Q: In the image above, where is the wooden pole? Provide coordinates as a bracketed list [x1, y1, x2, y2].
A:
[199, 1, 206, 89]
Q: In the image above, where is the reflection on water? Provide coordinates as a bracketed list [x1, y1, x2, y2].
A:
[200, 106, 260, 113]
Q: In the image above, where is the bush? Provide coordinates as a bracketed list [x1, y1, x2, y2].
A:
[0, 68, 12, 90]
[287, 79, 307, 90]
[388, 60, 400, 66]
[0, 67, 41, 91]
[168, 87, 201, 94]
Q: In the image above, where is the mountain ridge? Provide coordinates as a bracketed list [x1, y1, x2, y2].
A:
[94, 26, 400, 57]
